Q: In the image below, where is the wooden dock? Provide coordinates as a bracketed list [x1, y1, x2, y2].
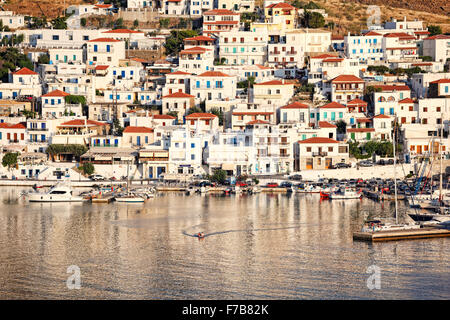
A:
[353, 226, 450, 242]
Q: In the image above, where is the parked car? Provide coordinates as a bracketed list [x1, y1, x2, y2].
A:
[358, 160, 374, 167]
[280, 181, 292, 188]
[333, 162, 351, 169]
[235, 181, 248, 187]
[89, 174, 105, 181]
[266, 182, 279, 188]
[288, 174, 303, 181]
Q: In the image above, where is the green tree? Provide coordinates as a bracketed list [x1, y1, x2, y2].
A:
[2, 152, 18, 170]
[428, 25, 442, 36]
[51, 16, 68, 29]
[187, 106, 203, 115]
[304, 11, 325, 28]
[210, 169, 227, 184]
[80, 162, 95, 175]
[133, 19, 139, 28]
[209, 107, 224, 126]
[167, 111, 178, 118]
[335, 120, 347, 135]
[0, 48, 33, 82]
[38, 54, 50, 64]
[304, 1, 321, 9]
[80, 17, 87, 27]
[65, 95, 87, 105]
[159, 18, 170, 29]
[237, 76, 256, 90]
[164, 29, 199, 56]
[113, 118, 124, 136]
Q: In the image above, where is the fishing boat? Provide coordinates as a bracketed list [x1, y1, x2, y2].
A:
[330, 187, 362, 200]
[26, 183, 83, 202]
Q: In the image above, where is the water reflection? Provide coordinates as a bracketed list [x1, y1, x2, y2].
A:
[0, 188, 448, 299]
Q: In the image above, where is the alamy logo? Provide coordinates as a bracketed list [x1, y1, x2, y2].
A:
[366, 265, 381, 290]
[66, 265, 81, 290]
[366, 5, 381, 29]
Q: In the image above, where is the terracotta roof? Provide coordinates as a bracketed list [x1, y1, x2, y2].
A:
[12, 67, 38, 75]
[168, 70, 191, 75]
[298, 137, 339, 144]
[153, 114, 176, 120]
[131, 57, 148, 63]
[385, 47, 417, 50]
[256, 64, 271, 70]
[203, 21, 239, 25]
[398, 98, 414, 104]
[123, 126, 154, 133]
[323, 58, 344, 63]
[373, 84, 410, 92]
[320, 102, 346, 109]
[347, 128, 375, 132]
[266, 2, 295, 9]
[247, 120, 269, 125]
[414, 31, 430, 35]
[363, 31, 382, 36]
[186, 112, 218, 119]
[59, 119, 107, 127]
[318, 121, 337, 128]
[0, 122, 26, 129]
[356, 118, 372, 123]
[310, 54, 339, 59]
[179, 47, 210, 55]
[411, 62, 432, 66]
[95, 65, 109, 70]
[254, 80, 290, 86]
[347, 98, 367, 106]
[331, 74, 364, 83]
[198, 71, 230, 77]
[184, 36, 215, 42]
[162, 92, 195, 98]
[424, 34, 450, 40]
[103, 29, 143, 34]
[373, 114, 391, 119]
[384, 33, 416, 39]
[280, 102, 309, 109]
[94, 4, 112, 8]
[204, 9, 239, 15]
[331, 35, 344, 40]
[88, 38, 121, 42]
[42, 89, 70, 97]
[430, 79, 450, 84]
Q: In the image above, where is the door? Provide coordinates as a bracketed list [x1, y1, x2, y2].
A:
[417, 145, 422, 154]
[325, 158, 332, 169]
[306, 158, 313, 170]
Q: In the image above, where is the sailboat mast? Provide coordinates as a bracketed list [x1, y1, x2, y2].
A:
[440, 111, 443, 204]
[393, 116, 398, 224]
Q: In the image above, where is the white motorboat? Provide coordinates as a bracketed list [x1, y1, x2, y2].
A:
[330, 187, 362, 200]
[26, 183, 83, 202]
[115, 193, 145, 203]
[361, 219, 421, 233]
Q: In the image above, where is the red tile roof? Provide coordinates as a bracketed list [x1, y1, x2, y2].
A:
[12, 67, 38, 75]
[94, 4, 112, 8]
[347, 128, 375, 132]
[247, 120, 269, 125]
[233, 111, 273, 116]
[430, 79, 450, 84]
[179, 46, 210, 55]
[298, 137, 339, 144]
[162, 92, 195, 98]
[347, 98, 367, 106]
[254, 80, 290, 86]
[320, 102, 346, 109]
[373, 114, 391, 119]
[59, 119, 107, 127]
[424, 34, 450, 40]
[42, 89, 70, 97]
[88, 38, 121, 42]
[103, 29, 143, 34]
[123, 126, 154, 133]
[356, 118, 372, 123]
[318, 121, 337, 128]
[384, 33, 416, 40]
[95, 65, 109, 70]
[280, 102, 309, 109]
[198, 71, 230, 77]
[398, 98, 414, 104]
[0, 122, 26, 129]
[323, 58, 344, 63]
[331, 74, 364, 83]
[373, 84, 410, 92]
[203, 21, 239, 25]
[153, 114, 176, 120]
[186, 112, 218, 119]
[364, 31, 382, 36]
[266, 2, 295, 9]
[310, 54, 339, 59]
[184, 36, 215, 42]
[168, 70, 191, 75]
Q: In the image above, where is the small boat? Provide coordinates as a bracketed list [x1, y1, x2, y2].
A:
[26, 183, 83, 202]
[115, 192, 145, 203]
[330, 187, 362, 200]
[360, 219, 421, 233]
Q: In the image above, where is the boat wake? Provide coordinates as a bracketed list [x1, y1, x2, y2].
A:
[182, 224, 302, 238]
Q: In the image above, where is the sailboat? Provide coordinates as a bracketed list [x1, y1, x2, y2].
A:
[359, 116, 420, 233]
[115, 160, 145, 203]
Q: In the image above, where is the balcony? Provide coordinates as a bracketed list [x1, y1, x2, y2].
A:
[28, 127, 49, 131]
[286, 51, 297, 55]
[312, 151, 327, 157]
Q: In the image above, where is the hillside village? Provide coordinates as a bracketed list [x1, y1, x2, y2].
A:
[0, 0, 448, 182]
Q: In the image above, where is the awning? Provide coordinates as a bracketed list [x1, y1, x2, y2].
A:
[222, 163, 236, 170]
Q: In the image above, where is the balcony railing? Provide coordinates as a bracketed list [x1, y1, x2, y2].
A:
[312, 151, 328, 157]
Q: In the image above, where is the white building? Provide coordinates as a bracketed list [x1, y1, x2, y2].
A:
[190, 71, 237, 106]
[219, 31, 268, 66]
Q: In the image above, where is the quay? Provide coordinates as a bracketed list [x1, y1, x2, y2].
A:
[353, 226, 450, 242]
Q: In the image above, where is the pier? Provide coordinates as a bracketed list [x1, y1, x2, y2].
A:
[353, 226, 450, 242]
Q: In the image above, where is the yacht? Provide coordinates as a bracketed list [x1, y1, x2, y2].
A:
[27, 183, 83, 202]
[330, 187, 362, 200]
[115, 193, 146, 203]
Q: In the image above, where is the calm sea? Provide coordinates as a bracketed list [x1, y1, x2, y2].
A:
[0, 187, 448, 299]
